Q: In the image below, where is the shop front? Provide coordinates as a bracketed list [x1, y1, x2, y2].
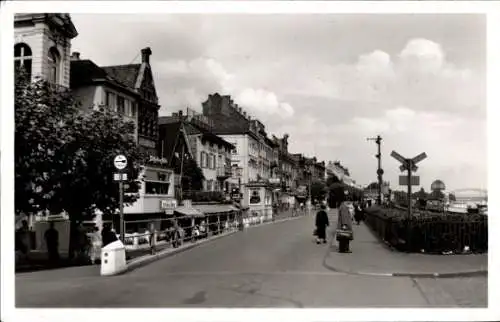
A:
[246, 182, 273, 224]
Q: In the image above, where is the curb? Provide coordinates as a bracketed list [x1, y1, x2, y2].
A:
[322, 244, 487, 279]
[323, 261, 487, 279]
[126, 230, 239, 272]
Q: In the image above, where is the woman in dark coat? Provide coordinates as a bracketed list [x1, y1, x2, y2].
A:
[315, 205, 329, 244]
[354, 202, 363, 225]
[336, 201, 354, 252]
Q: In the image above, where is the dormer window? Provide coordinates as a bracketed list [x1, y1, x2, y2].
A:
[14, 43, 32, 80]
[47, 47, 61, 85]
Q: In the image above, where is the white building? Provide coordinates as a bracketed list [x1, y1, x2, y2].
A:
[15, 13, 78, 88]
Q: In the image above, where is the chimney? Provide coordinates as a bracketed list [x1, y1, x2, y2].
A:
[70, 52, 80, 60]
[141, 47, 152, 64]
[243, 111, 247, 118]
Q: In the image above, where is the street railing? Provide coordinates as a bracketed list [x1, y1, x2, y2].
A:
[364, 206, 488, 254]
[111, 207, 307, 261]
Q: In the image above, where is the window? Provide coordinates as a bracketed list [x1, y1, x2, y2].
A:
[117, 96, 125, 114]
[200, 152, 205, 168]
[212, 155, 217, 169]
[14, 43, 32, 80]
[145, 182, 170, 195]
[47, 47, 60, 84]
[131, 102, 137, 117]
[105, 91, 116, 110]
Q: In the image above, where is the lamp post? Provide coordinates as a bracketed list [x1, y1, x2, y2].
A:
[367, 135, 383, 205]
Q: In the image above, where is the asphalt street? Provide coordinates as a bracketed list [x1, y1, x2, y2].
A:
[16, 210, 487, 308]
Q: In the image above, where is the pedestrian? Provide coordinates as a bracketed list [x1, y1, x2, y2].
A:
[101, 223, 118, 248]
[88, 226, 101, 265]
[315, 204, 329, 244]
[336, 201, 354, 253]
[354, 202, 363, 225]
[44, 221, 59, 265]
[16, 220, 30, 256]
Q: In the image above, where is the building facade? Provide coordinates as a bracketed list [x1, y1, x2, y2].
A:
[272, 134, 298, 205]
[14, 13, 78, 87]
[70, 47, 175, 221]
[158, 109, 234, 195]
[201, 93, 278, 211]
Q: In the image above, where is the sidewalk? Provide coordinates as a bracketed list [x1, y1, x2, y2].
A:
[323, 210, 487, 277]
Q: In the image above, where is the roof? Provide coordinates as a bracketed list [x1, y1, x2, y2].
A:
[70, 60, 138, 96]
[159, 116, 235, 150]
[193, 204, 239, 214]
[174, 206, 204, 217]
[101, 64, 141, 90]
[70, 60, 107, 87]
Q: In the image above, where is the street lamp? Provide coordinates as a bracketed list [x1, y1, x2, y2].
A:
[367, 135, 383, 205]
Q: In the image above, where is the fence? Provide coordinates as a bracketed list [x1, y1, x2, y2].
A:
[364, 206, 488, 254]
[116, 207, 309, 260]
[119, 211, 240, 259]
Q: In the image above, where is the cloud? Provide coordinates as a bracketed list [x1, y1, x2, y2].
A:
[236, 89, 294, 118]
[155, 57, 294, 118]
[69, 14, 485, 190]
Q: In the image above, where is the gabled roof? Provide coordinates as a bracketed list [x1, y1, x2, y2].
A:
[101, 64, 141, 90]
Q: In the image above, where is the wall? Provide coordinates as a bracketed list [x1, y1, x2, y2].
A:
[71, 85, 97, 110]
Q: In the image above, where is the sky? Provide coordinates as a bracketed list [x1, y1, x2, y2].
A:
[70, 14, 487, 192]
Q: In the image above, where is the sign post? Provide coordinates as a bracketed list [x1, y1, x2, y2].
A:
[390, 151, 427, 219]
[114, 154, 128, 243]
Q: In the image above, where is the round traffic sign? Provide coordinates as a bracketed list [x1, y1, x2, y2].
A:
[377, 168, 384, 176]
[114, 155, 128, 170]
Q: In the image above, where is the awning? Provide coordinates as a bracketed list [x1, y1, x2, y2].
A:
[193, 204, 239, 214]
[174, 206, 204, 217]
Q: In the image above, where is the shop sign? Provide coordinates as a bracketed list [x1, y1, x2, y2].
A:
[160, 199, 177, 211]
[149, 155, 170, 165]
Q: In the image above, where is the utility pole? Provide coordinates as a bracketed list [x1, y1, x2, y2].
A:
[367, 135, 383, 205]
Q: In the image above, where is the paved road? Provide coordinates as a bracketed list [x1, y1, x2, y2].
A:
[16, 210, 487, 307]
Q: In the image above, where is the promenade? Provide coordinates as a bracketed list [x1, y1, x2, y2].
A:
[16, 209, 487, 308]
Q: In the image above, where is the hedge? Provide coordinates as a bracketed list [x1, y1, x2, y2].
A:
[364, 206, 487, 254]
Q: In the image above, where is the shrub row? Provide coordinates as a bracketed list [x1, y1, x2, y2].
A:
[364, 206, 488, 254]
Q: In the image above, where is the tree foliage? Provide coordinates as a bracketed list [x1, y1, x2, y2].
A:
[448, 193, 456, 202]
[310, 180, 327, 203]
[326, 173, 341, 186]
[15, 72, 145, 222]
[181, 157, 205, 191]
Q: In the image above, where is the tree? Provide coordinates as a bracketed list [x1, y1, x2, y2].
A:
[310, 180, 327, 203]
[449, 193, 457, 202]
[326, 173, 341, 186]
[430, 189, 445, 200]
[15, 73, 145, 256]
[417, 187, 427, 200]
[328, 182, 348, 207]
[366, 182, 379, 190]
[180, 157, 205, 191]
